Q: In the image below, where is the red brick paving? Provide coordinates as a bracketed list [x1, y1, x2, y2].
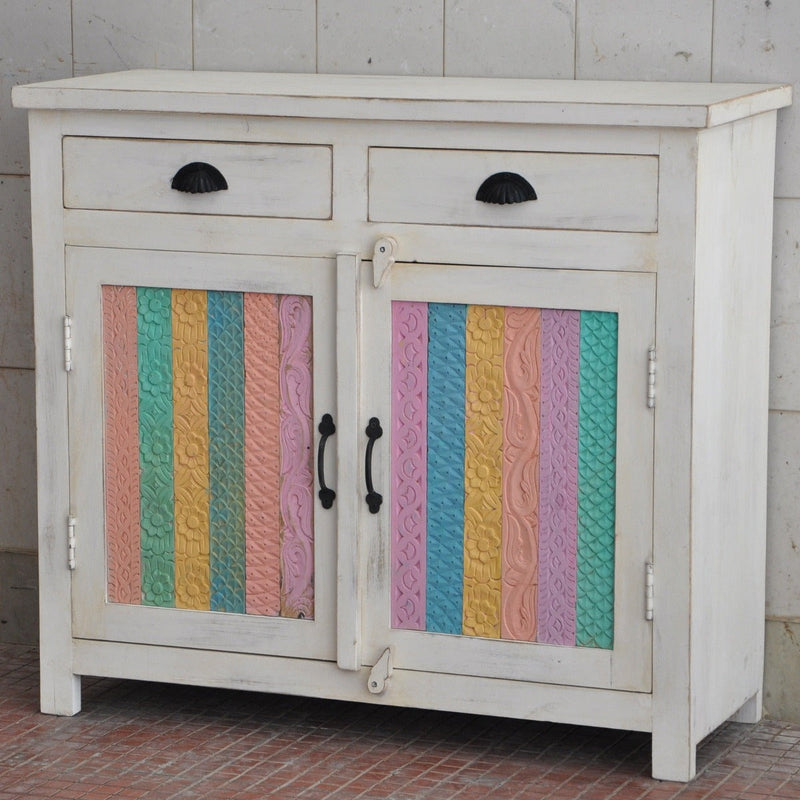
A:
[1, 644, 800, 799]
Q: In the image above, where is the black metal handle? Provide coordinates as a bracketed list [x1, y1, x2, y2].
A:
[171, 162, 228, 194]
[475, 171, 537, 205]
[365, 417, 383, 514]
[317, 414, 336, 510]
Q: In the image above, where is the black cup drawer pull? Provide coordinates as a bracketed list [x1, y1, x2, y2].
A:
[171, 162, 228, 194]
[475, 171, 537, 205]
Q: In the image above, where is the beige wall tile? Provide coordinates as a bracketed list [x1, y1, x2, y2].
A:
[318, 0, 444, 75]
[576, 0, 712, 80]
[0, 176, 33, 370]
[73, 0, 192, 75]
[713, 1, 800, 197]
[194, 0, 316, 72]
[771, 200, 800, 412]
[765, 618, 800, 722]
[0, 552, 38, 645]
[445, 0, 575, 78]
[0, 0, 72, 174]
[766, 411, 800, 618]
[0, 369, 36, 552]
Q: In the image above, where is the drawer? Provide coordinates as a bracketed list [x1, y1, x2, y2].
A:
[368, 147, 658, 232]
[63, 137, 332, 219]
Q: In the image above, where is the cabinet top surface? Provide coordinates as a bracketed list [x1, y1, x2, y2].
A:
[12, 70, 791, 129]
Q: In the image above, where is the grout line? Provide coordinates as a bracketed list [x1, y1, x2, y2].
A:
[574, 0, 579, 79]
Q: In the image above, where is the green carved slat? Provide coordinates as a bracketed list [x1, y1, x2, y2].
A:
[576, 310, 618, 649]
[137, 287, 175, 607]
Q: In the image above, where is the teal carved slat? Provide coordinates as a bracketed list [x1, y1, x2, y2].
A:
[576, 310, 618, 649]
[136, 287, 175, 607]
[426, 303, 466, 635]
[208, 291, 247, 614]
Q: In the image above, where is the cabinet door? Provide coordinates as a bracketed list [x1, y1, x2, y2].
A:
[361, 262, 655, 691]
[67, 247, 338, 661]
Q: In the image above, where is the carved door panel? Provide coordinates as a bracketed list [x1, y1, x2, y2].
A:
[361, 262, 655, 691]
[68, 247, 338, 661]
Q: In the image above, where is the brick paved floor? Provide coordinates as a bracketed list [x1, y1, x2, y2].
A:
[1, 644, 800, 799]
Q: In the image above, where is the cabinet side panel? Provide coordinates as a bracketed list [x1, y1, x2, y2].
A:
[690, 112, 777, 740]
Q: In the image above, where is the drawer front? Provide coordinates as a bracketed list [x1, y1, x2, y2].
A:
[63, 137, 332, 219]
[368, 147, 658, 232]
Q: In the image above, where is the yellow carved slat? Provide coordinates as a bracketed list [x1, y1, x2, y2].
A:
[172, 289, 211, 610]
[463, 305, 504, 638]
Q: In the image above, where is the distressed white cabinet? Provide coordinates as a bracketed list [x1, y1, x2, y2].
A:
[13, 72, 791, 781]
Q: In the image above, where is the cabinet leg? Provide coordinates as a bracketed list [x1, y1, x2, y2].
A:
[650, 730, 697, 782]
[40, 659, 81, 716]
[730, 691, 762, 724]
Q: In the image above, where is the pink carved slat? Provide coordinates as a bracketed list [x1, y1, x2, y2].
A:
[279, 295, 315, 619]
[537, 308, 580, 646]
[244, 293, 281, 616]
[102, 285, 141, 605]
[391, 301, 428, 630]
[501, 306, 541, 641]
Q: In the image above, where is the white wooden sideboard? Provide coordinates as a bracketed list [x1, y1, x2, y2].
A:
[13, 71, 791, 781]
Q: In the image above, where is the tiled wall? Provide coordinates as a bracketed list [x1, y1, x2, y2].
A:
[1, 0, 799, 719]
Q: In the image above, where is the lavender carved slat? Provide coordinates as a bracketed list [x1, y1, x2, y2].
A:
[391, 301, 428, 630]
[537, 308, 580, 646]
[278, 295, 315, 619]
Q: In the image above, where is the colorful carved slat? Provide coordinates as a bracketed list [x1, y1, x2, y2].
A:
[172, 289, 211, 611]
[102, 285, 141, 605]
[208, 291, 247, 614]
[537, 308, 580, 646]
[391, 301, 428, 630]
[278, 295, 315, 619]
[426, 303, 466, 635]
[501, 306, 541, 642]
[243, 293, 282, 616]
[576, 311, 618, 649]
[136, 287, 175, 608]
[463, 305, 504, 639]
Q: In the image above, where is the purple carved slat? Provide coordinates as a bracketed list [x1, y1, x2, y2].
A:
[279, 295, 315, 620]
[537, 308, 580, 646]
[391, 301, 428, 630]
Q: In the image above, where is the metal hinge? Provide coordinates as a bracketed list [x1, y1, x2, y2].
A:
[645, 561, 654, 621]
[67, 515, 77, 570]
[647, 346, 656, 409]
[63, 315, 73, 372]
[368, 647, 393, 694]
